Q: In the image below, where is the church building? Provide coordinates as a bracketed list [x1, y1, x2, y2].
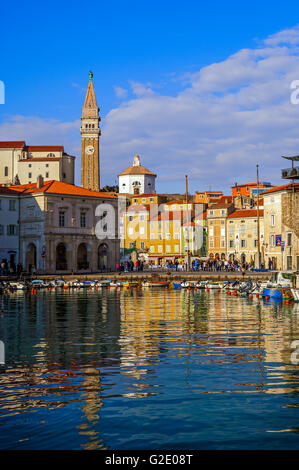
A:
[118, 154, 156, 194]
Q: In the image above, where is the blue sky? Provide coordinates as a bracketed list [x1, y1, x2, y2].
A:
[1, 1, 299, 192]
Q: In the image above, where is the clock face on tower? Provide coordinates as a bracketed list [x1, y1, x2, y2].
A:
[86, 145, 94, 155]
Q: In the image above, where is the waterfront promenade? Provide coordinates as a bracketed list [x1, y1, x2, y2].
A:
[0, 270, 272, 283]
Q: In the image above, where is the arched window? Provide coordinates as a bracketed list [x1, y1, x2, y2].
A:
[4, 166, 8, 176]
[47, 153, 55, 158]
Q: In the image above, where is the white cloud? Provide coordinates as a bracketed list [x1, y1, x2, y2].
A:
[114, 86, 128, 99]
[2, 24, 299, 192]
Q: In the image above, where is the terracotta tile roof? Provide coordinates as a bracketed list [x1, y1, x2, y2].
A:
[26, 145, 64, 152]
[9, 180, 117, 198]
[208, 203, 233, 209]
[126, 204, 151, 213]
[195, 211, 207, 220]
[0, 186, 20, 195]
[228, 209, 264, 218]
[19, 158, 61, 162]
[166, 199, 190, 205]
[261, 182, 299, 195]
[118, 165, 156, 177]
[0, 141, 25, 149]
[132, 193, 158, 197]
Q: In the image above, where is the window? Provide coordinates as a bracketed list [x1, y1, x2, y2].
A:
[128, 227, 133, 235]
[175, 245, 179, 253]
[254, 239, 258, 247]
[46, 164, 49, 168]
[29, 164, 32, 168]
[209, 210, 214, 216]
[59, 211, 65, 227]
[210, 239, 214, 248]
[134, 199, 138, 203]
[9, 200, 16, 211]
[140, 227, 145, 235]
[174, 233, 179, 240]
[7, 224, 17, 236]
[221, 210, 226, 216]
[287, 256, 292, 270]
[166, 245, 171, 253]
[129, 242, 135, 249]
[166, 233, 171, 240]
[241, 239, 246, 248]
[270, 234, 275, 246]
[140, 215, 145, 221]
[45, 172, 49, 178]
[28, 172, 32, 178]
[47, 153, 55, 158]
[150, 245, 155, 252]
[209, 220, 213, 225]
[221, 239, 225, 248]
[140, 242, 145, 250]
[158, 233, 162, 240]
[142, 198, 146, 203]
[128, 216, 133, 221]
[221, 219, 225, 224]
[0, 225, 3, 235]
[229, 240, 234, 248]
[4, 167, 8, 177]
[150, 233, 155, 240]
[150, 198, 154, 202]
[271, 215, 275, 227]
[158, 245, 162, 253]
[80, 212, 86, 228]
[287, 233, 292, 246]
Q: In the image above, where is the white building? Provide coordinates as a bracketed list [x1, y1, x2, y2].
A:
[118, 155, 156, 195]
[0, 187, 20, 269]
[0, 141, 75, 186]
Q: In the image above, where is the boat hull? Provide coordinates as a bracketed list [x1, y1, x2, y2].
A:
[263, 288, 283, 300]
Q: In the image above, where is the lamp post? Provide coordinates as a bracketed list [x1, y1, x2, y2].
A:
[256, 165, 261, 268]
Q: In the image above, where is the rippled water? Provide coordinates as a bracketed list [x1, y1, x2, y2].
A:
[0, 288, 299, 449]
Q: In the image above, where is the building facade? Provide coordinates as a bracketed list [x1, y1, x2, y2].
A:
[226, 209, 264, 265]
[0, 187, 20, 269]
[11, 179, 120, 274]
[0, 141, 75, 186]
[263, 182, 299, 270]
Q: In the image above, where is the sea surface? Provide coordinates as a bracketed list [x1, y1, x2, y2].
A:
[0, 288, 298, 450]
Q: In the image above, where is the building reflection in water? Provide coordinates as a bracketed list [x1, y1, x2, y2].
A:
[0, 288, 298, 449]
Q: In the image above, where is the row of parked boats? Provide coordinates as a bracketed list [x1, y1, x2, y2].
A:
[1, 271, 298, 302]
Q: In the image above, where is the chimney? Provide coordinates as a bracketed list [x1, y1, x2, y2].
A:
[133, 155, 140, 166]
[37, 175, 44, 188]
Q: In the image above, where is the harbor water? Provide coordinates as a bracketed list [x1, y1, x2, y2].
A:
[0, 288, 298, 449]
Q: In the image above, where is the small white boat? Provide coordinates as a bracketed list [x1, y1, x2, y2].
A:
[181, 281, 196, 288]
[206, 282, 223, 289]
[142, 281, 170, 287]
[9, 281, 28, 290]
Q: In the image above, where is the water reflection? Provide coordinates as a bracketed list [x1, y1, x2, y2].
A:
[0, 288, 298, 449]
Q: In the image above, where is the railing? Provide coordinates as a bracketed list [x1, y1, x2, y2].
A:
[281, 167, 299, 179]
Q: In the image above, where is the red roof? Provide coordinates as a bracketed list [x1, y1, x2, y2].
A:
[19, 158, 61, 162]
[261, 182, 299, 195]
[0, 141, 25, 149]
[26, 145, 64, 152]
[0, 187, 20, 195]
[228, 209, 264, 218]
[9, 180, 117, 198]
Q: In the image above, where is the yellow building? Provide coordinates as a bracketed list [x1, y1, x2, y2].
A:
[207, 203, 234, 260]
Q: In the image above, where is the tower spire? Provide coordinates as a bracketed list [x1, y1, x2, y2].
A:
[80, 74, 101, 191]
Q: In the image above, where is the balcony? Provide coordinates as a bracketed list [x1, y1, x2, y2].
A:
[281, 166, 299, 179]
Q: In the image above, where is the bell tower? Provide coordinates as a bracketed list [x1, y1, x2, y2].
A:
[80, 71, 101, 191]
